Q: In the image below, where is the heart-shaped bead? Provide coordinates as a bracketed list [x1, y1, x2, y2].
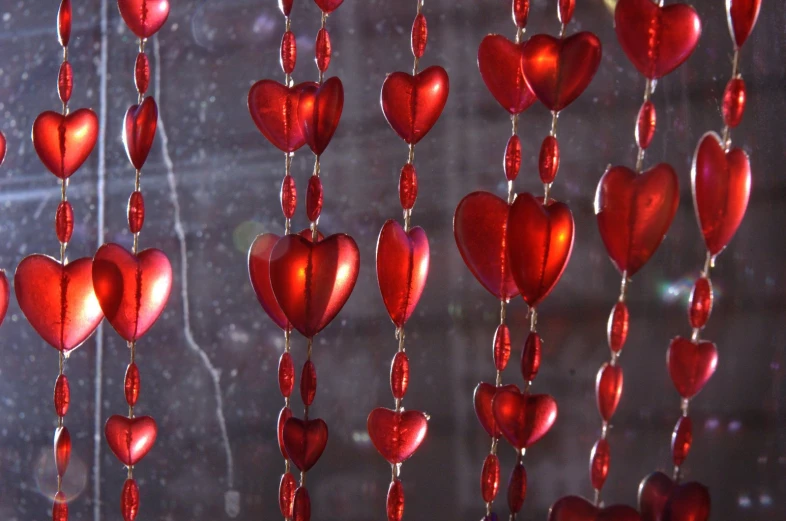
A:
[639, 471, 710, 521]
[248, 233, 290, 331]
[595, 164, 680, 276]
[549, 495, 641, 521]
[104, 414, 158, 466]
[0, 270, 9, 327]
[367, 407, 428, 465]
[596, 363, 623, 422]
[692, 132, 751, 257]
[474, 382, 520, 438]
[283, 417, 328, 472]
[123, 97, 158, 170]
[454, 191, 519, 300]
[117, 0, 170, 38]
[32, 109, 98, 179]
[313, 0, 342, 14]
[477, 34, 537, 115]
[15, 255, 103, 352]
[521, 32, 601, 111]
[92, 243, 172, 343]
[614, 0, 701, 79]
[667, 337, 718, 399]
[299, 77, 344, 156]
[492, 388, 557, 449]
[381, 66, 449, 145]
[726, 0, 761, 48]
[270, 233, 359, 338]
[376, 220, 429, 328]
[507, 194, 574, 307]
[248, 80, 317, 153]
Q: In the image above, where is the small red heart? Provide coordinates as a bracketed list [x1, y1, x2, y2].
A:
[367, 407, 428, 465]
[299, 77, 344, 156]
[639, 471, 710, 521]
[507, 193, 574, 307]
[0, 270, 9, 327]
[105, 414, 157, 466]
[248, 80, 317, 153]
[477, 34, 537, 115]
[270, 233, 359, 338]
[614, 0, 701, 79]
[595, 164, 680, 276]
[32, 109, 98, 179]
[283, 417, 328, 472]
[381, 66, 450, 145]
[376, 220, 429, 328]
[15, 255, 103, 352]
[313, 0, 343, 14]
[492, 388, 558, 449]
[117, 0, 170, 38]
[521, 32, 601, 111]
[549, 495, 641, 521]
[92, 243, 173, 343]
[474, 382, 519, 439]
[727, 0, 761, 48]
[453, 191, 519, 300]
[248, 233, 289, 331]
[692, 132, 751, 257]
[123, 97, 158, 170]
[667, 337, 718, 399]
[0, 130, 6, 166]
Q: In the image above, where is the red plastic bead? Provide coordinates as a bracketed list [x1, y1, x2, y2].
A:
[55, 201, 74, 244]
[293, 487, 311, 521]
[58, 61, 73, 104]
[124, 363, 140, 407]
[54, 374, 70, 417]
[54, 426, 71, 477]
[671, 416, 693, 467]
[723, 77, 746, 128]
[135, 53, 150, 95]
[411, 13, 428, 59]
[480, 453, 500, 502]
[521, 332, 542, 382]
[390, 351, 410, 400]
[316, 28, 332, 73]
[590, 438, 610, 490]
[399, 164, 418, 210]
[636, 100, 657, 150]
[279, 472, 297, 518]
[121, 478, 140, 521]
[538, 135, 560, 184]
[493, 324, 511, 371]
[279, 0, 293, 16]
[512, 0, 530, 28]
[596, 363, 623, 422]
[306, 176, 323, 222]
[387, 479, 405, 521]
[558, 0, 575, 25]
[127, 191, 145, 234]
[279, 352, 295, 398]
[58, 0, 72, 47]
[607, 301, 629, 353]
[281, 174, 297, 219]
[281, 31, 297, 75]
[277, 406, 292, 458]
[688, 277, 713, 329]
[300, 360, 317, 406]
[53, 492, 68, 521]
[505, 135, 522, 182]
[507, 463, 527, 513]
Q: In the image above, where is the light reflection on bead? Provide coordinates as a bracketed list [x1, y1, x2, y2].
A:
[54, 426, 72, 477]
[558, 0, 575, 25]
[480, 453, 500, 502]
[279, 472, 297, 518]
[279, 352, 295, 398]
[53, 492, 68, 521]
[124, 363, 140, 407]
[58, 0, 72, 47]
[391, 351, 410, 400]
[411, 14, 428, 59]
[589, 438, 610, 490]
[636, 100, 656, 150]
[387, 479, 405, 521]
[135, 53, 150, 95]
[493, 324, 511, 372]
[723, 77, 746, 128]
[277, 406, 292, 458]
[688, 276, 713, 329]
[55, 201, 74, 244]
[607, 301, 629, 353]
[127, 191, 145, 234]
[399, 164, 418, 210]
[281, 174, 297, 219]
[505, 135, 522, 182]
[596, 363, 623, 422]
[521, 332, 542, 382]
[306, 176, 323, 222]
[121, 478, 140, 521]
[58, 62, 73, 104]
[539, 135, 559, 184]
[281, 30, 297, 75]
[54, 374, 70, 417]
[671, 415, 693, 466]
[512, 0, 530, 28]
[316, 28, 332, 73]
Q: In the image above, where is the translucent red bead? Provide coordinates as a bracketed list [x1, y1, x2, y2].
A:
[688, 277, 713, 329]
[300, 360, 317, 406]
[281, 174, 297, 219]
[54, 426, 72, 477]
[281, 31, 297, 75]
[596, 363, 623, 422]
[590, 438, 610, 490]
[636, 100, 656, 150]
[607, 301, 629, 353]
[390, 351, 410, 400]
[124, 362, 140, 407]
[278, 0, 293, 16]
[127, 191, 145, 234]
[521, 332, 542, 382]
[53, 492, 68, 521]
[538, 135, 560, 184]
[481, 453, 500, 502]
[399, 164, 418, 210]
[671, 416, 693, 466]
[512, 0, 530, 28]
[411, 13, 428, 59]
[507, 463, 527, 513]
[723, 77, 746, 128]
[316, 28, 332, 73]
[121, 478, 140, 521]
[58, 61, 73, 104]
[55, 201, 74, 244]
[387, 479, 405, 521]
[279, 472, 297, 518]
[493, 324, 511, 371]
[135, 53, 150, 95]
[277, 406, 292, 458]
[505, 135, 522, 182]
[54, 374, 70, 417]
[279, 352, 295, 398]
[58, 0, 72, 47]
[293, 487, 311, 521]
[306, 176, 323, 222]
[558, 0, 575, 25]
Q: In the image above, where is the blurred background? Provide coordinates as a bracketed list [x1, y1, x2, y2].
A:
[0, 0, 783, 519]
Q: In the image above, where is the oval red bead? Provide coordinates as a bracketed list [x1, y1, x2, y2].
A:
[671, 415, 693, 466]
[55, 201, 74, 244]
[512, 0, 530, 28]
[279, 0, 293, 16]
[135, 53, 150, 95]
[538, 135, 560, 184]
[300, 360, 317, 406]
[607, 301, 629, 353]
[54, 374, 70, 417]
[127, 191, 145, 234]
[505, 135, 522, 182]
[481, 453, 500, 502]
[507, 463, 527, 513]
[399, 163, 418, 210]
[54, 426, 72, 477]
[281, 174, 297, 219]
[636, 100, 657, 150]
[521, 332, 542, 382]
[316, 28, 332, 73]
[293, 487, 311, 521]
[281, 30, 297, 75]
[596, 363, 623, 422]
[493, 324, 511, 371]
[121, 478, 140, 521]
[58, 0, 72, 47]
[53, 492, 68, 521]
[723, 77, 746, 128]
[387, 479, 405, 521]
[590, 438, 610, 490]
[277, 406, 293, 458]
[688, 276, 713, 329]
[279, 352, 295, 398]
[559, 0, 575, 24]
[306, 176, 323, 222]
[124, 362, 140, 407]
[411, 13, 428, 59]
[279, 472, 297, 518]
[390, 351, 410, 400]
[58, 61, 73, 104]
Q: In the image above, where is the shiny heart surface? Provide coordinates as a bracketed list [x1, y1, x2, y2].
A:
[381, 66, 449, 145]
[270, 233, 360, 338]
[492, 388, 557, 449]
[474, 382, 519, 438]
[376, 220, 429, 328]
[123, 97, 158, 170]
[549, 495, 641, 521]
[667, 337, 718, 399]
[104, 414, 158, 466]
[32, 109, 98, 179]
[15, 255, 103, 352]
[283, 417, 328, 472]
[692, 132, 751, 257]
[595, 164, 680, 276]
[614, 0, 701, 79]
[248, 80, 316, 153]
[93, 243, 172, 343]
[0, 270, 8, 327]
[639, 471, 710, 521]
[367, 407, 428, 465]
[0, 130, 6, 166]
[507, 193, 574, 307]
[727, 0, 761, 48]
[117, 0, 170, 38]
[299, 77, 344, 156]
[454, 191, 519, 300]
[248, 233, 290, 331]
[521, 32, 601, 111]
[313, 0, 343, 14]
[477, 34, 537, 115]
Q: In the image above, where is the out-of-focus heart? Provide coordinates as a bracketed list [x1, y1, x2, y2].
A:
[248, 80, 316, 153]
[283, 417, 328, 472]
[117, 0, 170, 38]
[667, 337, 718, 399]
[0, 130, 6, 166]
[477, 34, 536, 114]
[32, 109, 98, 179]
[367, 407, 428, 465]
[492, 388, 558, 449]
[248, 233, 289, 331]
[105, 414, 158, 466]
[638, 471, 711, 521]
[549, 495, 641, 521]
[474, 382, 519, 439]
[381, 66, 449, 145]
[0, 270, 8, 328]
[299, 77, 344, 155]
[123, 97, 158, 170]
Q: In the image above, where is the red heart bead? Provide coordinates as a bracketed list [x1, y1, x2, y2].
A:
[0, 270, 9, 327]
[507, 194, 574, 307]
[614, 0, 701, 80]
[727, 0, 761, 49]
[283, 417, 328, 472]
[692, 132, 751, 257]
[367, 407, 428, 465]
[492, 388, 558, 449]
[270, 233, 359, 338]
[474, 382, 519, 439]
[454, 191, 519, 300]
[596, 363, 624, 422]
[0, 130, 6, 166]
[521, 32, 601, 111]
[92, 243, 172, 343]
[299, 77, 344, 156]
[376, 220, 429, 328]
[105, 414, 157, 466]
[595, 164, 680, 276]
[15, 255, 103, 352]
[313, 0, 343, 14]
[32, 109, 98, 179]
[123, 97, 158, 170]
[477, 34, 537, 115]
[639, 471, 710, 521]
[248, 233, 290, 331]
[549, 495, 641, 521]
[248, 80, 317, 153]
[117, 0, 170, 38]
[667, 337, 718, 399]
[381, 66, 449, 145]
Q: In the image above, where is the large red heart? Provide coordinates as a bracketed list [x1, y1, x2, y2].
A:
[299, 77, 344, 156]
[614, 0, 701, 80]
[727, 0, 761, 48]
[367, 407, 428, 465]
[248, 233, 289, 331]
[474, 382, 519, 439]
[104, 414, 158, 466]
[15, 255, 103, 352]
[667, 337, 718, 399]
[492, 388, 557, 449]
[507, 193, 574, 307]
[376, 220, 429, 328]
[595, 164, 680, 276]
[313, 0, 342, 14]
[248, 80, 317, 153]
[123, 97, 158, 170]
[549, 495, 641, 521]
[381, 66, 449, 145]
[117, 0, 170, 38]
[639, 471, 710, 521]
[283, 417, 328, 472]
[477, 34, 537, 115]
[691, 132, 751, 257]
[270, 233, 359, 338]
[32, 109, 98, 179]
[521, 32, 601, 111]
[92, 243, 172, 343]
[453, 191, 519, 300]
[0, 270, 9, 327]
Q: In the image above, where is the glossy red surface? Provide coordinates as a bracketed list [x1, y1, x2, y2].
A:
[505, 135, 522, 181]
[381, 66, 449, 145]
[411, 13, 428, 59]
[135, 53, 150, 95]
[315, 28, 332, 73]
[494, 324, 511, 372]
[667, 337, 718, 399]
[636, 100, 656, 150]
[292, 486, 311, 521]
[558, 0, 575, 25]
[280, 30, 297, 75]
[282, 417, 329, 472]
[53, 492, 68, 521]
[58, 61, 72, 104]
[279, 472, 297, 518]
[512, 0, 529, 28]
[127, 191, 145, 234]
[58, 0, 71, 46]
[473, 382, 519, 439]
[248, 233, 289, 330]
[125, 362, 141, 407]
[117, 0, 170, 38]
[726, 0, 761, 48]
[477, 35, 536, 115]
[277, 406, 292, 459]
[387, 479, 405, 521]
[671, 416, 693, 467]
[596, 363, 623, 422]
[399, 164, 418, 210]
[0, 131, 5, 166]
[281, 175, 297, 219]
[313, 0, 343, 14]
[521, 331, 542, 382]
[539, 135, 560, 184]
[507, 463, 528, 513]
[121, 478, 139, 521]
[278, 0, 292, 16]
[54, 374, 70, 417]
[590, 438, 610, 490]
[390, 351, 409, 400]
[688, 277, 713, 329]
[123, 97, 158, 170]
[549, 495, 641, 521]
[105, 414, 158, 466]
[638, 472, 710, 521]
[306, 176, 323, 222]
[480, 453, 500, 502]
[54, 425, 71, 477]
[722, 78, 746, 128]
[55, 201, 74, 244]
[248, 80, 315, 153]
[32, 109, 98, 179]
[367, 407, 428, 464]
[0, 271, 6, 328]
[607, 301, 629, 353]
[300, 360, 317, 406]
[278, 352, 295, 398]
[299, 77, 344, 156]
[492, 388, 558, 449]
